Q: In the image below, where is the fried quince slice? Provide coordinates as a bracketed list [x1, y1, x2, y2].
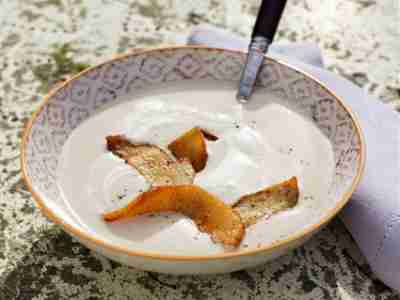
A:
[199, 128, 218, 141]
[233, 177, 299, 227]
[167, 127, 217, 173]
[106, 135, 195, 186]
[103, 185, 245, 246]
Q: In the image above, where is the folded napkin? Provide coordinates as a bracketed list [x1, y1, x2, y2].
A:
[188, 24, 400, 292]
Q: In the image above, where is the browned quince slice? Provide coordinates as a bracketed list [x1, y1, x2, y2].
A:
[167, 127, 217, 173]
[106, 135, 195, 186]
[233, 177, 299, 227]
[102, 185, 245, 246]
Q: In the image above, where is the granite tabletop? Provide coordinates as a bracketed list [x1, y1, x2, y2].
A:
[0, 0, 399, 299]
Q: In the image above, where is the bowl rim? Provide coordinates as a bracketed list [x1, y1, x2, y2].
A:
[21, 46, 366, 261]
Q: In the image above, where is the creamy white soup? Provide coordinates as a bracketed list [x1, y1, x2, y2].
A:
[58, 80, 334, 255]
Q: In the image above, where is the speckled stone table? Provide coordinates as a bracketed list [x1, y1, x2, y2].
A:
[1, 1, 399, 299]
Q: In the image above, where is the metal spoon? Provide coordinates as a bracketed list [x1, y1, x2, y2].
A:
[237, 0, 288, 103]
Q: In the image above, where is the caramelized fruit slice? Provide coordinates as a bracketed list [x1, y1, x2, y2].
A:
[233, 177, 299, 227]
[106, 135, 195, 186]
[199, 128, 218, 141]
[167, 127, 217, 173]
[103, 185, 245, 246]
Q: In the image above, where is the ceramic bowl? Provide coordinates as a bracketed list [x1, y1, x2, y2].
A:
[21, 47, 365, 274]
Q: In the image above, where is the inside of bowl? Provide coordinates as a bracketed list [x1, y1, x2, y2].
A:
[24, 48, 362, 255]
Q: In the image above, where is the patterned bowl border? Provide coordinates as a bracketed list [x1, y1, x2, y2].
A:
[21, 46, 365, 260]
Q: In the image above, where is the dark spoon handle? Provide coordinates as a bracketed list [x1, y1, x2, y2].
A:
[252, 0, 287, 42]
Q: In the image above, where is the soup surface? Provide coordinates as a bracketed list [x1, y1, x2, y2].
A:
[58, 80, 334, 255]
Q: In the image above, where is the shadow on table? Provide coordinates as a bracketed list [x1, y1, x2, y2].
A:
[0, 219, 398, 300]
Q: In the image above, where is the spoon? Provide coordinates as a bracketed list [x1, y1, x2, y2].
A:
[237, 0, 288, 103]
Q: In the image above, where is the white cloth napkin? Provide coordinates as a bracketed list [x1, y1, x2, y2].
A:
[188, 24, 400, 292]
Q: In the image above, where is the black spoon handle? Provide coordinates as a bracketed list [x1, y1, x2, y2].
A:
[252, 0, 287, 42]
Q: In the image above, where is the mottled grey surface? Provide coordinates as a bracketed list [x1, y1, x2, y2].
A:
[0, 0, 399, 299]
